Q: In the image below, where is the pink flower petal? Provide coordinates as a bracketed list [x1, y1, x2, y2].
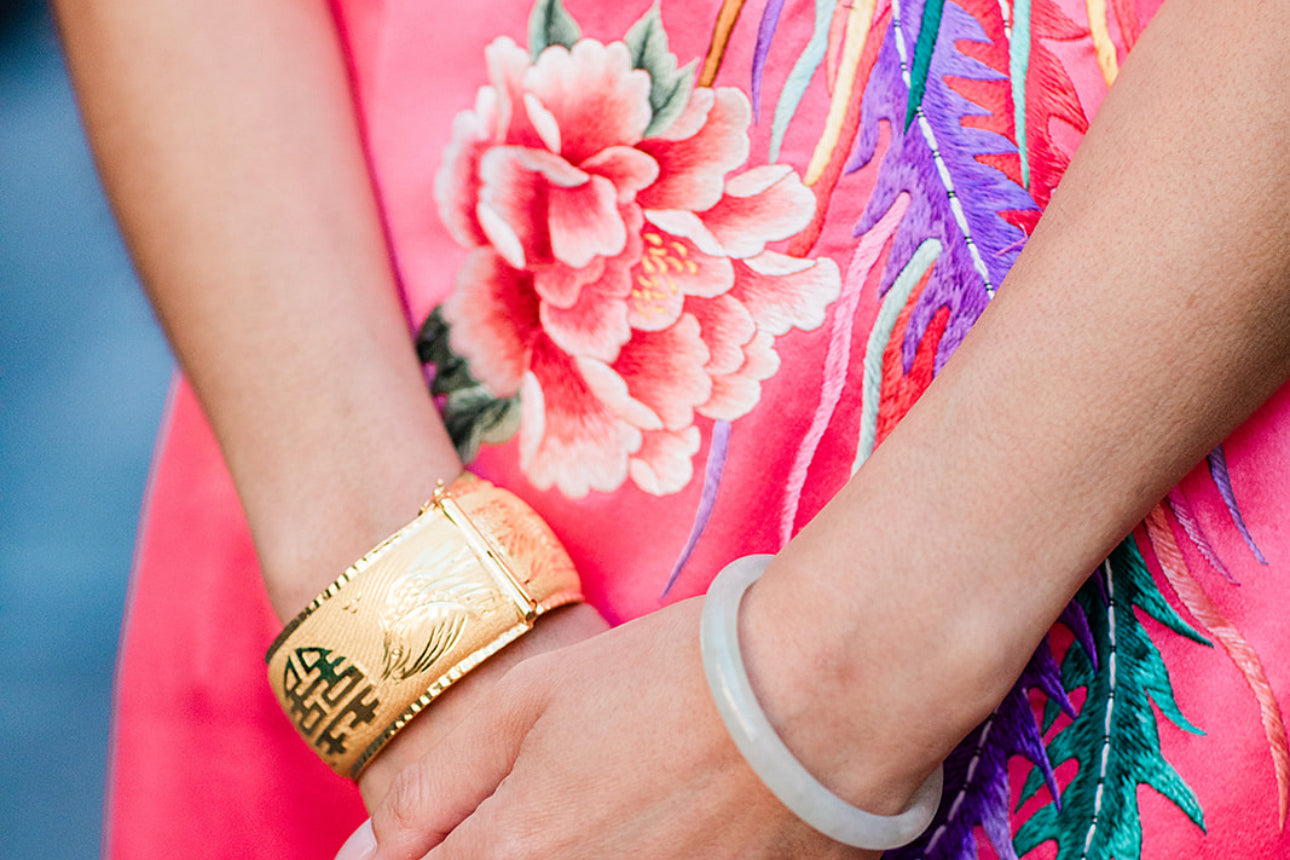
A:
[442, 249, 540, 398]
[520, 342, 641, 497]
[576, 357, 663, 431]
[525, 40, 652, 163]
[699, 330, 781, 421]
[580, 146, 659, 204]
[731, 251, 841, 336]
[539, 267, 633, 362]
[476, 200, 529, 270]
[636, 88, 751, 212]
[629, 426, 702, 496]
[482, 37, 532, 144]
[686, 294, 756, 375]
[533, 257, 606, 309]
[697, 164, 817, 258]
[613, 315, 712, 431]
[537, 206, 640, 357]
[523, 93, 562, 153]
[549, 174, 627, 268]
[641, 209, 726, 258]
[627, 233, 734, 331]
[473, 81, 503, 138]
[435, 109, 491, 249]
[476, 146, 589, 269]
[534, 200, 642, 310]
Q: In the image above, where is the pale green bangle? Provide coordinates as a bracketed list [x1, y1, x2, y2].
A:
[699, 554, 944, 850]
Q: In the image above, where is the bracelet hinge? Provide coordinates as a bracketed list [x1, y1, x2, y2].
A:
[431, 485, 539, 625]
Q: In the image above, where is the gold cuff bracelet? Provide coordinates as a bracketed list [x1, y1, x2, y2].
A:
[265, 474, 583, 779]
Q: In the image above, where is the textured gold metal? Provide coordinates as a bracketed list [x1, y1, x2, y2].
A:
[265, 474, 583, 779]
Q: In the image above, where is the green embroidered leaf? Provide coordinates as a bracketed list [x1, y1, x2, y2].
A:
[528, 0, 581, 60]
[416, 306, 521, 463]
[443, 387, 521, 464]
[623, 4, 696, 137]
[1014, 540, 1209, 860]
[645, 59, 697, 137]
[416, 307, 473, 397]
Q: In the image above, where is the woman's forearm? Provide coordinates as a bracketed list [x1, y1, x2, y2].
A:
[54, 0, 460, 619]
[746, 0, 1290, 811]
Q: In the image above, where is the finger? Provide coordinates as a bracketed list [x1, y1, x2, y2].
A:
[369, 688, 540, 860]
[423, 790, 533, 860]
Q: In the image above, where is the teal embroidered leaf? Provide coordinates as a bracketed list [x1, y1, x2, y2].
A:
[528, 0, 581, 60]
[1014, 540, 1209, 860]
[1009, 0, 1033, 189]
[768, 0, 832, 163]
[905, 0, 947, 129]
[624, 4, 697, 137]
[416, 307, 520, 463]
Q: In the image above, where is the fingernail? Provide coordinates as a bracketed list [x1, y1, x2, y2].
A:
[335, 819, 377, 860]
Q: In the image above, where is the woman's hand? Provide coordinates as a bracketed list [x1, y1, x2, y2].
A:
[356, 602, 609, 808]
[357, 599, 885, 860]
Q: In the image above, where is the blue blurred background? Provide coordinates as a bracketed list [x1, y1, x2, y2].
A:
[1, 2, 174, 856]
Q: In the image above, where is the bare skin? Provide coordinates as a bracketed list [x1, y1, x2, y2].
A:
[363, 0, 1290, 856]
[51, 0, 608, 805]
[55, 0, 1290, 856]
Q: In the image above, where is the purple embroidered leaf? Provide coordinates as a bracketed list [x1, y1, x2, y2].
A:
[660, 420, 731, 598]
[890, 640, 1068, 860]
[848, 0, 1036, 378]
[1037, 599, 1097, 736]
[1058, 597, 1096, 674]
[1207, 444, 1269, 565]
[750, 0, 787, 124]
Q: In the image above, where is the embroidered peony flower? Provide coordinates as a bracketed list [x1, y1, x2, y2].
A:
[432, 30, 839, 498]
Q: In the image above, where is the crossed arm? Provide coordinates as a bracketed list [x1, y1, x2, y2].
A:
[55, 0, 1290, 855]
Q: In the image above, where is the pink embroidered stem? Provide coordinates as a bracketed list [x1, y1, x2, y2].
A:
[1145, 504, 1289, 829]
[825, 0, 850, 93]
[1166, 487, 1238, 585]
[1110, 0, 1141, 49]
[778, 193, 910, 546]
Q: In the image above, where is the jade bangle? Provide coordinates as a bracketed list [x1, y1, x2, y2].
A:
[699, 554, 944, 850]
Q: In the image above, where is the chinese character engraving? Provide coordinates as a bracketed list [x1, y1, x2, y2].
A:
[282, 647, 380, 755]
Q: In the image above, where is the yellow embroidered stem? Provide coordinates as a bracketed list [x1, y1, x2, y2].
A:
[699, 0, 749, 87]
[1085, 0, 1119, 85]
[804, 0, 877, 185]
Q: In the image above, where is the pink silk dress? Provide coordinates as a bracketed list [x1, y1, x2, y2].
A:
[106, 1, 1290, 857]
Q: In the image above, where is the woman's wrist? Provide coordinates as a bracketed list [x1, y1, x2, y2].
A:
[265, 472, 598, 782]
[730, 427, 1073, 815]
[735, 552, 972, 817]
[238, 379, 462, 621]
